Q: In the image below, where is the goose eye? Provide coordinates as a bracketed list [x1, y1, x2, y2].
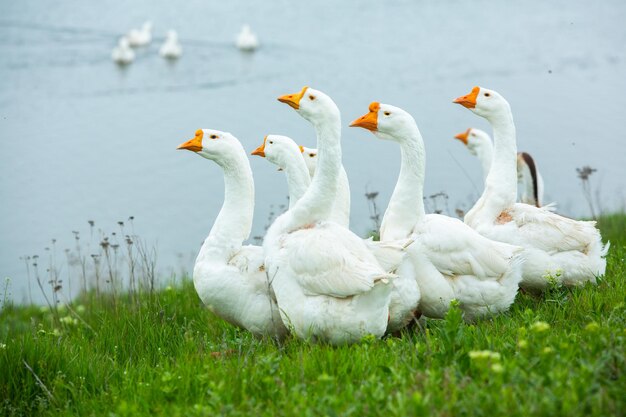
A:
[210, 134, 218, 139]
[309, 153, 315, 157]
[484, 93, 490, 97]
[309, 95, 316, 100]
[269, 141, 274, 145]
[384, 111, 390, 116]
[471, 133, 476, 137]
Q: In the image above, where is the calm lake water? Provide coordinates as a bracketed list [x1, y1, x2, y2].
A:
[1, 0, 625, 303]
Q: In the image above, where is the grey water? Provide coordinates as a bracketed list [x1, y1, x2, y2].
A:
[1, 0, 625, 303]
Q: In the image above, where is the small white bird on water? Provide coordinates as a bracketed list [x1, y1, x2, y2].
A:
[235, 24, 259, 52]
[127, 21, 152, 47]
[111, 36, 135, 65]
[160, 30, 182, 59]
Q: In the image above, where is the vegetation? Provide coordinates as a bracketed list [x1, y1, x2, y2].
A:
[1, 215, 625, 416]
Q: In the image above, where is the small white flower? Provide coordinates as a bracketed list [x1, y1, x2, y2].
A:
[530, 321, 550, 333]
[491, 363, 504, 373]
[469, 350, 501, 361]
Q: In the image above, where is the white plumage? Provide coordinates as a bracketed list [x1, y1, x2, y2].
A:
[127, 21, 152, 47]
[235, 24, 259, 52]
[254, 134, 420, 333]
[454, 86, 608, 290]
[111, 37, 135, 65]
[176, 129, 287, 338]
[159, 30, 182, 59]
[264, 87, 395, 344]
[454, 127, 545, 207]
[350, 102, 524, 320]
[299, 146, 351, 229]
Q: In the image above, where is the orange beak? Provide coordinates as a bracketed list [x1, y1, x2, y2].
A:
[251, 136, 267, 157]
[349, 102, 380, 131]
[298, 145, 304, 153]
[177, 129, 204, 152]
[453, 86, 480, 109]
[454, 128, 471, 145]
[278, 86, 308, 110]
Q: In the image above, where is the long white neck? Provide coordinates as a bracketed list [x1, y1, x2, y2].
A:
[330, 165, 351, 227]
[281, 153, 311, 209]
[486, 109, 518, 207]
[286, 110, 341, 230]
[199, 152, 254, 262]
[477, 142, 493, 183]
[380, 123, 426, 241]
[469, 108, 518, 219]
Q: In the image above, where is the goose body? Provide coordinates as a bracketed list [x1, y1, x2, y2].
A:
[111, 37, 135, 65]
[235, 24, 259, 52]
[351, 103, 524, 320]
[177, 129, 287, 338]
[159, 30, 182, 59]
[454, 87, 608, 289]
[127, 21, 152, 47]
[263, 87, 394, 344]
[454, 128, 545, 207]
[253, 134, 420, 333]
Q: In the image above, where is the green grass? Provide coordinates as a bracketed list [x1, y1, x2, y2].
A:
[1, 216, 625, 416]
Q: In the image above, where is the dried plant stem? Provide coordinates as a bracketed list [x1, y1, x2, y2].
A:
[23, 360, 57, 405]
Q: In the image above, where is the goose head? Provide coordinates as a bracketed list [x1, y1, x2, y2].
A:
[250, 134, 303, 169]
[278, 87, 339, 126]
[453, 86, 510, 120]
[301, 146, 318, 177]
[177, 129, 243, 164]
[349, 102, 416, 142]
[454, 127, 491, 156]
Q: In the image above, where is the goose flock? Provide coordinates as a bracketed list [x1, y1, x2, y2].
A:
[177, 86, 609, 345]
[111, 22, 259, 65]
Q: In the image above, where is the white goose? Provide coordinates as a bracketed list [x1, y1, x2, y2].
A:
[351, 102, 524, 320]
[454, 128, 545, 207]
[252, 134, 420, 333]
[159, 30, 182, 59]
[453, 86, 608, 289]
[111, 36, 134, 65]
[235, 24, 259, 52]
[177, 129, 287, 338]
[263, 87, 395, 344]
[127, 21, 152, 47]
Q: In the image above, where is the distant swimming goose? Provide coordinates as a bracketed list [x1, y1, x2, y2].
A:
[454, 128, 545, 207]
[127, 21, 152, 47]
[111, 37, 135, 65]
[159, 30, 182, 59]
[235, 24, 259, 51]
[454, 86, 608, 289]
